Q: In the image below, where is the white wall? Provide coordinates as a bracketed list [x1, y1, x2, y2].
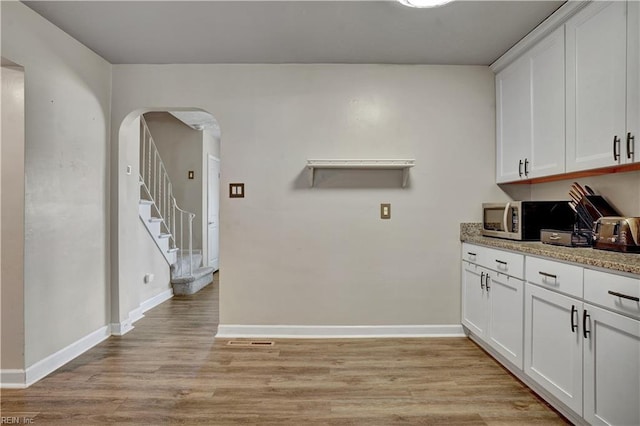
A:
[115, 114, 172, 325]
[1, 64, 25, 370]
[1, 2, 112, 366]
[137, 220, 172, 304]
[112, 64, 507, 326]
[529, 171, 640, 216]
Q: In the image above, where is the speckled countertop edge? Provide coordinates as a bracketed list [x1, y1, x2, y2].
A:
[460, 223, 640, 276]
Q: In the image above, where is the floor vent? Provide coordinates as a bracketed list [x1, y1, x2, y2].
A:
[226, 340, 275, 347]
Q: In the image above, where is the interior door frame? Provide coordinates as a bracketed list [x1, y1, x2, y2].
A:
[207, 154, 220, 270]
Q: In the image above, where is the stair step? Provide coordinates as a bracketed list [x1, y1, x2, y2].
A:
[158, 233, 172, 239]
[167, 248, 179, 254]
[148, 217, 163, 223]
[139, 199, 154, 205]
[171, 266, 216, 284]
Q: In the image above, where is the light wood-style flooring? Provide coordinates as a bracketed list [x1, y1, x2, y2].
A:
[1, 274, 569, 425]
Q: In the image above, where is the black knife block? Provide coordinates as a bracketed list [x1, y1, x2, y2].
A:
[573, 195, 621, 245]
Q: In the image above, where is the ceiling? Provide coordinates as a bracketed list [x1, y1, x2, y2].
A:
[23, 0, 563, 65]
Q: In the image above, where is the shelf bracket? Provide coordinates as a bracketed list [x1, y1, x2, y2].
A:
[308, 166, 315, 187]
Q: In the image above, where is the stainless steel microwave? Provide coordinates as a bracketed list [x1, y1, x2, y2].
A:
[482, 201, 574, 241]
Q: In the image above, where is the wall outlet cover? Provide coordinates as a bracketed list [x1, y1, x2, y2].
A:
[230, 183, 245, 198]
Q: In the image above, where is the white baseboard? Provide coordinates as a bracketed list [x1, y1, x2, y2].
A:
[140, 289, 173, 314]
[110, 318, 134, 336]
[111, 289, 173, 336]
[24, 325, 110, 387]
[215, 324, 465, 339]
[129, 306, 144, 324]
[0, 369, 26, 389]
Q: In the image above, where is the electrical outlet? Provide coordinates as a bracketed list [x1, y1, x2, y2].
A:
[381, 203, 391, 219]
[144, 273, 154, 284]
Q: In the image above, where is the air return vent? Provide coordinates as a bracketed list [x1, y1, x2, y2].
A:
[226, 340, 275, 347]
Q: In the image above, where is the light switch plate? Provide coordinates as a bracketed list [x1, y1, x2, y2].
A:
[230, 183, 245, 198]
[380, 203, 391, 219]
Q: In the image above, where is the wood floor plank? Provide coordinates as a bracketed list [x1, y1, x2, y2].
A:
[0, 273, 570, 424]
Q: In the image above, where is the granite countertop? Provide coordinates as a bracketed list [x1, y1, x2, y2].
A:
[460, 223, 640, 276]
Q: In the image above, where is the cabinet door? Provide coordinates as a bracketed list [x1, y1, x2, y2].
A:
[583, 304, 640, 426]
[486, 272, 524, 369]
[529, 26, 565, 179]
[627, 0, 639, 163]
[566, 1, 627, 171]
[461, 261, 488, 337]
[496, 56, 530, 183]
[524, 284, 583, 414]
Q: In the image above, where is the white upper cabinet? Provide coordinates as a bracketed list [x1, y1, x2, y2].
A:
[566, 1, 629, 171]
[495, 0, 640, 182]
[529, 27, 566, 179]
[496, 56, 530, 183]
[496, 27, 565, 183]
[627, 1, 639, 163]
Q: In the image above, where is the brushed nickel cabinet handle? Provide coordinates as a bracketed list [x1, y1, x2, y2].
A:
[608, 290, 639, 302]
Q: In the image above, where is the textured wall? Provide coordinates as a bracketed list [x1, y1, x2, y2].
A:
[2, 2, 112, 366]
[112, 64, 507, 326]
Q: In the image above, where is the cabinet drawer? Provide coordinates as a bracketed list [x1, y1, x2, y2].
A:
[462, 243, 485, 265]
[484, 247, 524, 279]
[584, 269, 640, 320]
[526, 256, 583, 298]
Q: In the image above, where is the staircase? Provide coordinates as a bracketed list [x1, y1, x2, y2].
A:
[171, 249, 216, 295]
[139, 116, 215, 295]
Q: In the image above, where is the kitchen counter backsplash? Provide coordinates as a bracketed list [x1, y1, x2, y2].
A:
[460, 222, 640, 276]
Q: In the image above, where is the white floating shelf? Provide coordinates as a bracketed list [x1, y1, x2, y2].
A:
[306, 159, 415, 187]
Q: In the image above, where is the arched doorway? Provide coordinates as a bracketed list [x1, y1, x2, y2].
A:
[112, 108, 220, 335]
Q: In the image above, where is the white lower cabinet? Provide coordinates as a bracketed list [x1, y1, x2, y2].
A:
[464, 243, 640, 425]
[462, 256, 524, 369]
[486, 272, 524, 369]
[583, 304, 640, 426]
[524, 284, 583, 414]
[462, 261, 489, 337]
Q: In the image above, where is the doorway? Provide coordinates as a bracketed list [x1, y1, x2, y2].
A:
[113, 108, 221, 333]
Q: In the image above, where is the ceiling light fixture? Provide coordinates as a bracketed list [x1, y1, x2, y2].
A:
[397, 0, 454, 8]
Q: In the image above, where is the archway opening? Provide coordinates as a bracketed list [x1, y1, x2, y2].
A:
[112, 108, 221, 335]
